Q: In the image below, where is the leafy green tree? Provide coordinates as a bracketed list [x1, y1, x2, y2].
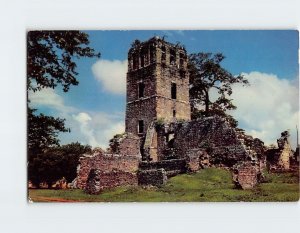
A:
[58, 143, 92, 182]
[29, 143, 92, 187]
[27, 31, 100, 159]
[27, 30, 100, 92]
[188, 52, 248, 127]
[28, 108, 69, 159]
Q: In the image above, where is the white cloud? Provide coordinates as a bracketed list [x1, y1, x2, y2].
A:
[230, 71, 299, 148]
[72, 112, 98, 147]
[29, 88, 125, 149]
[28, 88, 74, 113]
[71, 112, 125, 149]
[92, 59, 127, 95]
[29, 70, 299, 150]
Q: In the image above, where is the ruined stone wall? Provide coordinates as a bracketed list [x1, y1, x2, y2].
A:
[232, 161, 259, 190]
[266, 131, 294, 172]
[85, 169, 138, 194]
[186, 149, 210, 172]
[278, 142, 292, 170]
[76, 152, 139, 189]
[117, 133, 141, 157]
[173, 116, 251, 167]
[139, 159, 187, 177]
[156, 127, 168, 161]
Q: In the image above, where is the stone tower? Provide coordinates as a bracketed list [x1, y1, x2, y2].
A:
[125, 36, 191, 138]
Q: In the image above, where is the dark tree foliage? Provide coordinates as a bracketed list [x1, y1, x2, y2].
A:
[188, 52, 249, 127]
[108, 133, 125, 153]
[27, 30, 100, 92]
[28, 108, 69, 159]
[28, 142, 92, 187]
[27, 30, 99, 158]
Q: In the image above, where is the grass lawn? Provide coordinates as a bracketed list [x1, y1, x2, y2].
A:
[28, 168, 299, 202]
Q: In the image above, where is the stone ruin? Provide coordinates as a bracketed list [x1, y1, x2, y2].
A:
[74, 37, 298, 193]
[266, 131, 297, 172]
[73, 134, 141, 193]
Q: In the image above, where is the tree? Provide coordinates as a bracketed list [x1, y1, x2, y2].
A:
[27, 31, 100, 158]
[28, 142, 92, 187]
[28, 108, 69, 159]
[108, 133, 125, 153]
[188, 52, 248, 127]
[27, 30, 100, 92]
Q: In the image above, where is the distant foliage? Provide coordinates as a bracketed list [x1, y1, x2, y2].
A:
[28, 142, 92, 187]
[108, 133, 125, 153]
[28, 108, 69, 158]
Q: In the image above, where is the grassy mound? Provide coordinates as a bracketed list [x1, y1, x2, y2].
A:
[28, 168, 299, 202]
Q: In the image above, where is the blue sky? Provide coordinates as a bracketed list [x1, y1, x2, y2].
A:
[29, 30, 299, 149]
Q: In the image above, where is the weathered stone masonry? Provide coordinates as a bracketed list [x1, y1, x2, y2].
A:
[125, 37, 191, 145]
[76, 150, 140, 191]
[75, 37, 277, 192]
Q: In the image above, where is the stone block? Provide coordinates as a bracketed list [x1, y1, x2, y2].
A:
[233, 162, 258, 190]
[137, 168, 167, 187]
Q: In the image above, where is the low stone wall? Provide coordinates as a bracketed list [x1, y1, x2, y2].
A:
[85, 169, 138, 194]
[137, 168, 167, 187]
[76, 151, 140, 189]
[139, 159, 187, 177]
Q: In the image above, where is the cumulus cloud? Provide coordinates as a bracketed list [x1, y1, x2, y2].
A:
[29, 70, 299, 150]
[29, 88, 63, 109]
[29, 88, 125, 149]
[92, 59, 127, 95]
[71, 112, 125, 149]
[230, 71, 299, 148]
[28, 88, 74, 113]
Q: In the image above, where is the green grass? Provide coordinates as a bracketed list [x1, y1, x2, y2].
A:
[28, 168, 299, 202]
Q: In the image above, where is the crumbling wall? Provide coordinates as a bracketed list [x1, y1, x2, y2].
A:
[232, 161, 259, 190]
[186, 149, 210, 172]
[114, 133, 141, 157]
[173, 116, 254, 167]
[76, 150, 139, 189]
[85, 169, 138, 194]
[266, 131, 294, 171]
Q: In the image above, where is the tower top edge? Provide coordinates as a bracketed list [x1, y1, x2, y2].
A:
[128, 36, 187, 55]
